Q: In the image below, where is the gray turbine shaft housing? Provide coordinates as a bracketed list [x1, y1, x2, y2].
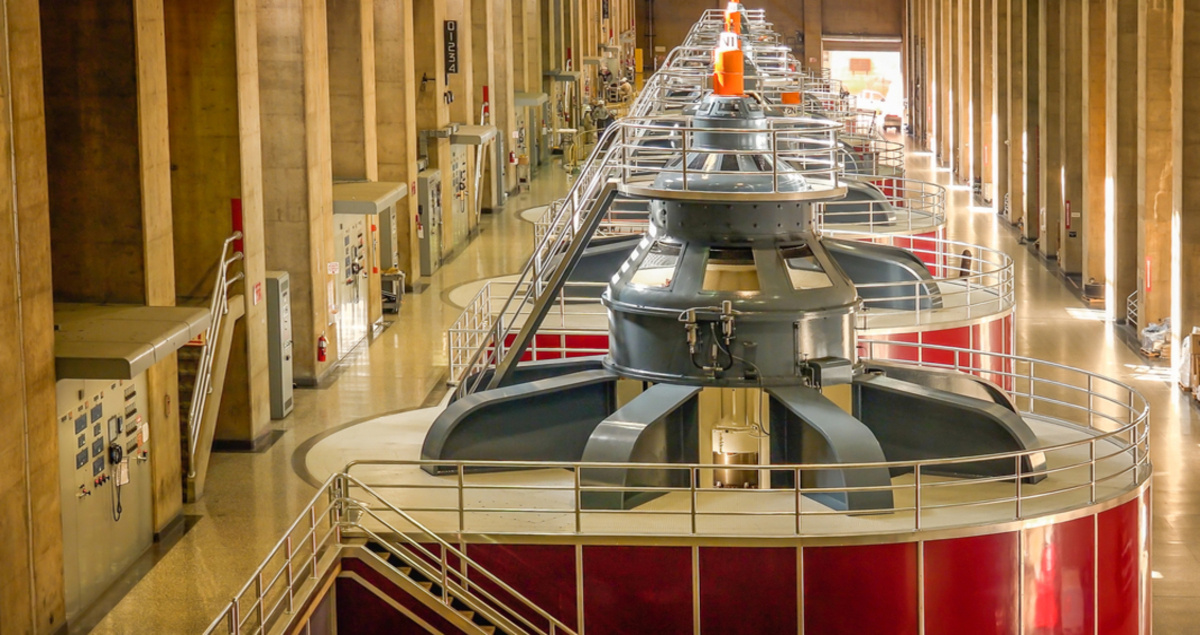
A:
[602, 196, 859, 387]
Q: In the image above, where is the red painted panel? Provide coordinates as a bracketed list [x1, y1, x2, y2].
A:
[335, 577, 435, 635]
[911, 232, 940, 269]
[803, 543, 918, 635]
[583, 545, 693, 634]
[1022, 515, 1095, 634]
[1098, 499, 1141, 635]
[860, 331, 920, 363]
[564, 334, 610, 357]
[924, 532, 1019, 635]
[340, 558, 465, 635]
[465, 544, 579, 631]
[919, 326, 971, 367]
[699, 547, 797, 634]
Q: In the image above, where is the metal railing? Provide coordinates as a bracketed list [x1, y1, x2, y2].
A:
[1127, 290, 1139, 330]
[839, 134, 905, 176]
[614, 115, 844, 199]
[448, 280, 610, 382]
[852, 237, 1015, 328]
[451, 123, 625, 397]
[202, 472, 577, 635]
[446, 236, 1017, 381]
[816, 174, 945, 235]
[187, 232, 244, 476]
[359, 343, 1150, 539]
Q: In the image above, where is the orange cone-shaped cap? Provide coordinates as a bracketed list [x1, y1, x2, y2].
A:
[724, 2, 742, 35]
[713, 32, 744, 96]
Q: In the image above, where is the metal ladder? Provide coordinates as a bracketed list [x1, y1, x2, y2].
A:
[453, 125, 627, 397]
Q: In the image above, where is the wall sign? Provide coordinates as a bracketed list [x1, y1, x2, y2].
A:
[444, 20, 459, 76]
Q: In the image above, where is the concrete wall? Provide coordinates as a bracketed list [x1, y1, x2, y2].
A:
[0, 0, 64, 631]
[634, 0, 904, 65]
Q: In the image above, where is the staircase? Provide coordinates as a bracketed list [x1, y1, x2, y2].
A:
[202, 473, 577, 635]
[453, 123, 627, 397]
[180, 232, 245, 502]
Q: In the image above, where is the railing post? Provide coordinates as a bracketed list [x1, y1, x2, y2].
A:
[285, 536, 295, 615]
[229, 598, 240, 635]
[457, 465, 466, 537]
[255, 572, 265, 630]
[1015, 455, 1024, 520]
[309, 506, 319, 580]
[440, 549, 450, 604]
[574, 468, 582, 534]
[1089, 440, 1097, 504]
[913, 464, 922, 530]
[794, 467, 802, 536]
[690, 468, 698, 535]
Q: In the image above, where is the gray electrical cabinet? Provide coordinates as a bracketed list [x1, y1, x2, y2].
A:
[57, 375, 153, 620]
[417, 168, 443, 276]
[266, 271, 294, 419]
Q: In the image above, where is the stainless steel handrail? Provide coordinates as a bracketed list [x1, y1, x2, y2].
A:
[446, 235, 1015, 380]
[202, 472, 577, 635]
[187, 232, 244, 476]
[406, 343, 1148, 541]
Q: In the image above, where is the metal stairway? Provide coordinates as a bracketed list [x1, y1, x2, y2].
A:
[454, 124, 626, 397]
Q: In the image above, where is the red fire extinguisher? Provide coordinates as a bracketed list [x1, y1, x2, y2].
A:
[317, 334, 328, 362]
[509, 151, 517, 165]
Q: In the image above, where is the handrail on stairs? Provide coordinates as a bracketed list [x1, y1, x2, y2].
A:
[452, 123, 627, 399]
[187, 232, 244, 478]
[202, 472, 577, 635]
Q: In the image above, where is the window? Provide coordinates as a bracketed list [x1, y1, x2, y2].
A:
[781, 244, 833, 290]
[629, 241, 682, 289]
[703, 247, 760, 293]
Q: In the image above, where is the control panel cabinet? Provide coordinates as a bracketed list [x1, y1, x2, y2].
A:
[266, 271, 294, 419]
[450, 144, 471, 248]
[417, 168, 444, 276]
[57, 375, 152, 620]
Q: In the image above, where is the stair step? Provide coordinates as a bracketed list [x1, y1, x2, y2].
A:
[480, 627, 495, 635]
[458, 610, 475, 621]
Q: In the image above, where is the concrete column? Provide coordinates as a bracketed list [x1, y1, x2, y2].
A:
[132, 0, 186, 530]
[1059, 0, 1085, 273]
[328, 0, 379, 182]
[473, 0, 502, 210]
[1023, 0, 1040, 238]
[259, 0, 337, 383]
[490, 0, 518, 194]
[954, 0, 969, 180]
[939, 0, 952, 165]
[1171, 0, 1200, 347]
[1107, 0, 1139, 319]
[925, 0, 936, 150]
[1007, 0, 1026, 225]
[445, 0, 478, 241]
[375, 0, 421, 283]
[41, 0, 187, 524]
[1081, 0, 1108, 297]
[166, 0, 271, 448]
[994, 0, 1010, 210]
[1038, 0, 1062, 258]
[1136, 0, 1173, 326]
[804, 0, 822, 69]
[974, 0, 984, 188]
[328, 0, 382, 324]
[413, 0, 458, 258]
[0, 1, 64, 631]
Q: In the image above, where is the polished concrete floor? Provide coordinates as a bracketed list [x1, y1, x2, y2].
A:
[88, 145, 1200, 633]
